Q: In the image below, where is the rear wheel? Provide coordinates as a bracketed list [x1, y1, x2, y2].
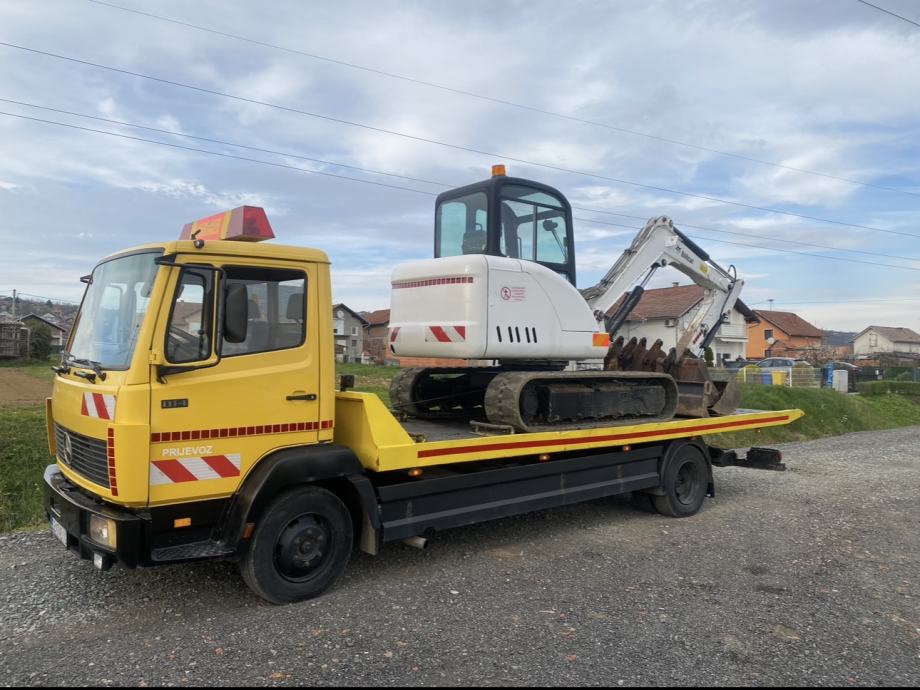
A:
[652, 445, 709, 517]
[240, 486, 353, 604]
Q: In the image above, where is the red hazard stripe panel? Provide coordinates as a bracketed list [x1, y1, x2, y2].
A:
[389, 327, 400, 343]
[392, 276, 474, 289]
[429, 326, 452, 342]
[201, 454, 241, 479]
[93, 394, 110, 420]
[417, 415, 792, 459]
[150, 420, 334, 443]
[153, 460, 199, 483]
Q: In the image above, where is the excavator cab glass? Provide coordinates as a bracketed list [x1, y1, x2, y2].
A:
[434, 174, 576, 285]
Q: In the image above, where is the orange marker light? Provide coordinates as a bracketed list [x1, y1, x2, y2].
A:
[409, 468, 423, 477]
[174, 517, 192, 528]
[180, 206, 275, 242]
[491, 164, 506, 177]
[593, 333, 611, 348]
[538, 454, 550, 462]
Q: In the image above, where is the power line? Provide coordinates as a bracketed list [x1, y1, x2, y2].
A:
[749, 297, 920, 305]
[0, 98, 445, 189]
[0, 110, 435, 196]
[6, 96, 920, 268]
[572, 205, 920, 263]
[0, 290, 79, 304]
[80, 0, 920, 199]
[2, 40, 918, 241]
[856, 0, 920, 28]
[5, 109, 920, 275]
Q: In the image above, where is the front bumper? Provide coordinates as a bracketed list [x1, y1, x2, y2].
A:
[43, 464, 146, 568]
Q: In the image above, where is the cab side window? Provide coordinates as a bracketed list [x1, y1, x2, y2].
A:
[165, 269, 214, 364]
[222, 266, 307, 356]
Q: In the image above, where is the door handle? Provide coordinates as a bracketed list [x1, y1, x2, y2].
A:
[286, 393, 317, 401]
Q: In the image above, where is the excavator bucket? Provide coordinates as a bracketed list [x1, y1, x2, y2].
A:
[668, 356, 741, 418]
[605, 341, 740, 418]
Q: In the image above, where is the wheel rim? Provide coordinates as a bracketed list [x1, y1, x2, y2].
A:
[274, 513, 334, 582]
[674, 460, 701, 506]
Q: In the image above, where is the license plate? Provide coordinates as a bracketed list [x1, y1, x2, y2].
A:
[50, 517, 68, 546]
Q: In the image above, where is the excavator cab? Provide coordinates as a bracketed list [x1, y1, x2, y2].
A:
[434, 166, 578, 285]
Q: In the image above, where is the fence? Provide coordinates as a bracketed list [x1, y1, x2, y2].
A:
[729, 366, 822, 388]
[0, 322, 29, 358]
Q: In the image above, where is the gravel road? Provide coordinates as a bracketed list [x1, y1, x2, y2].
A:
[1, 427, 918, 687]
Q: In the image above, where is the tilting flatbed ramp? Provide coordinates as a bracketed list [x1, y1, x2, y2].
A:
[334, 391, 803, 472]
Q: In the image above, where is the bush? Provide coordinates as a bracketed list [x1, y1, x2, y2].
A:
[28, 324, 52, 360]
[857, 380, 920, 396]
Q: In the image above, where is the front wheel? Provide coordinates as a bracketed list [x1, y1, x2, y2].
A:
[652, 444, 709, 517]
[240, 486, 353, 604]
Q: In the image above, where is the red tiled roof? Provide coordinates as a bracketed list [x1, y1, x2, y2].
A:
[363, 309, 390, 326]
[606, 285, 757, 323]
[754, 310, 823, 338]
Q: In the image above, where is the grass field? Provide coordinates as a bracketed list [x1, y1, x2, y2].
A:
[2, 362, 920, 532]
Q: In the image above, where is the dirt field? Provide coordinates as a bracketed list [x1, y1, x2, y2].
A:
[0, 369, 52, 405]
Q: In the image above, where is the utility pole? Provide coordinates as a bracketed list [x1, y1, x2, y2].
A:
[768, 298, 774, 311]
[11, 289, 16, 321]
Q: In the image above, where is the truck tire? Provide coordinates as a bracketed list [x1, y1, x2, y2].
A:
[239, 486, 353, 604]
[652, 444, 708, 518]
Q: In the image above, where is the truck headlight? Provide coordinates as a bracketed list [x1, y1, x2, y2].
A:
[88, 515, 117, 550]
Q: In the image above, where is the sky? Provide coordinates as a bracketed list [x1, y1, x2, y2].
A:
[0, 0, 919, 332]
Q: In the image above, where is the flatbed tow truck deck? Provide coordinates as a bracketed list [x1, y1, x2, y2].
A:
[335, 391, 803, 472]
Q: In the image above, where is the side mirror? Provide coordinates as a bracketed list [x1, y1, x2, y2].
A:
[224, 284, 248, 343]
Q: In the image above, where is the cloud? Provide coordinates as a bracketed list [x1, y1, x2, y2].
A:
[1, 0, 920, 330]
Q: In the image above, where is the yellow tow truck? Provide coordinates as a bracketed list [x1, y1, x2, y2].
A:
[43, 204, 802, 604]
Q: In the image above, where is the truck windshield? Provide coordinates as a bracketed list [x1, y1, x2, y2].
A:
[68, 251, 161, 370]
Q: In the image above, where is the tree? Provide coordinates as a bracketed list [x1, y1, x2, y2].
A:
[703, 347, 714, 366]
[29, 323, 52, 360]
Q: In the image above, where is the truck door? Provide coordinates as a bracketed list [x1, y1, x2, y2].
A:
[149, 259, 320, 506]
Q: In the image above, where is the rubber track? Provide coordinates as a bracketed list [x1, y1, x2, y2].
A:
[483, 370, 680, 433]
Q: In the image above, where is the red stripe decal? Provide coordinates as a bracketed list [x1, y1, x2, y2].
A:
[417, 415, 791, 459]
[153, 460, 198, 483]
[455, 326, 466, 339]
[81, 396, 89, 416]
[429, 326, 451, 342]
[389, 327, 400, 343]
[150, 421, 330, 442]
[392, 276, 474, 289]
[201, 455, 240, 478]
[93, 394, 109, 420]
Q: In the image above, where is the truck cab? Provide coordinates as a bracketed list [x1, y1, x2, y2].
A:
[45, 208, 364, 601]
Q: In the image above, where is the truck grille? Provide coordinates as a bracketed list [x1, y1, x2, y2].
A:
[54, 424, 110, 489]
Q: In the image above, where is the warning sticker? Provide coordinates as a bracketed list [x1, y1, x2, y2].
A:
[500, 286, 526, 301]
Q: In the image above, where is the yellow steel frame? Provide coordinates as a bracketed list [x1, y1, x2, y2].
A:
[334, 391, 804, 473]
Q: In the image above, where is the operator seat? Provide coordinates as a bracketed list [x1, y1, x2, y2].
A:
[461, 228, 486, 254]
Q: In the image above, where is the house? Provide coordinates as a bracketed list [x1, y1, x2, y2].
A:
[606, 284, 759, 366]
[851, 326, 920, 357]
[20, 313, 68, 350]
[332, 304, 368, 363]
[361, 308, 393, 364]
[747, 310, 823, 359]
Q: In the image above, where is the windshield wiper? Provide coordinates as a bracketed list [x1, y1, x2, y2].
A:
[51, 351, 71, 376]
[64, 355, 107, 382]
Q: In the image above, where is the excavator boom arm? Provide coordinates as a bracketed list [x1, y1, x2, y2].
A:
[582, 216, 742, 358]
